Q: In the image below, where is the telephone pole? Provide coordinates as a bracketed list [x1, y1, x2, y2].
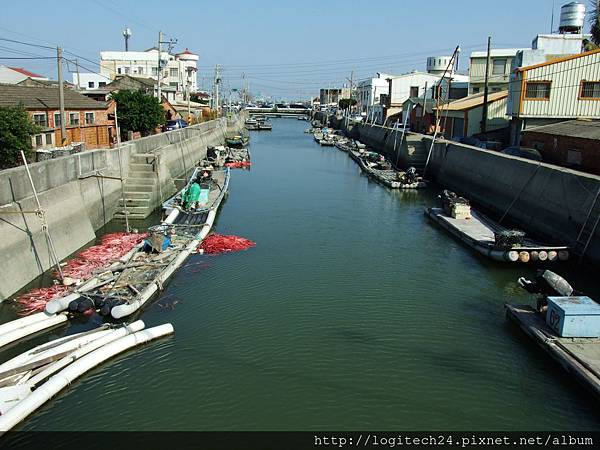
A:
[157, 31, 163, 101]
[57, 46, 66, 144]
[214, 64, 221, 116]
[481, 36, 492, 134]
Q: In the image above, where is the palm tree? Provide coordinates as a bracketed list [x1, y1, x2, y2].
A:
[590, 1, 600, 45]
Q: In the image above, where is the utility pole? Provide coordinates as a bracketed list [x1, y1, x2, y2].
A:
[57, 46, 66, 145]
[214, 64, 221, 116]
[481, 36, 492, 134]
[157, 31, 163, 101]
[75, 59, 81, 91]
[123, 27, 132, 52]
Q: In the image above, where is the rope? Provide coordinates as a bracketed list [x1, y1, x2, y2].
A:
[499, 163, 542, 225]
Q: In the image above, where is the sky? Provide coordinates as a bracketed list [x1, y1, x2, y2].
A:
[0, 0, 594, 100]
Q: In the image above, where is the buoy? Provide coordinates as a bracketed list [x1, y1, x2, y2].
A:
[558, 250, 569, 261]
[506, 251, 519, 262]
[538, 251, 548, 261]
[519, 251, 530, 263]
[530, 251, 539, 261]
[547, 250, 558, 261]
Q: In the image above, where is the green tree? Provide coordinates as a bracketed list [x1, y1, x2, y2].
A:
[338, 98, 357, 110]
[110, 90, 166, 138]
[590, 1, 600, 46]
[0, 105, 40, 169]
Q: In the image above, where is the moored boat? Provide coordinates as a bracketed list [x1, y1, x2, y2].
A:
[349, 149, 427, 189]
[225, 133, 250, 148]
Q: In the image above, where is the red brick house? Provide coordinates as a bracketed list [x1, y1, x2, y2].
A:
[0, 84, 117, 149]
[521, 120, 600, 175]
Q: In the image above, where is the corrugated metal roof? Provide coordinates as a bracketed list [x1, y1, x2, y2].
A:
[0, 84, 108, 109]
[434, 90, 508, 111]
[524, 120, 600, 140]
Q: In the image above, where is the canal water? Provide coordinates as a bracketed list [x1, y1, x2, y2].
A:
[4, 118, 600, 433]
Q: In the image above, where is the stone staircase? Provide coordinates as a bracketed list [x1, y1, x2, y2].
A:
[114, 155, 159, 221]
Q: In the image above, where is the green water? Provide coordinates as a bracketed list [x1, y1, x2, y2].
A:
[3, 118, 600, 432]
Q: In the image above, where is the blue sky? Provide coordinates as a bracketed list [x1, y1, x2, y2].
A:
[0, 0, 591, 99]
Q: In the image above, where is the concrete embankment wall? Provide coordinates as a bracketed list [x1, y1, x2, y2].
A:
[425, 139, 600, 264]
[0, 114, 245, 301]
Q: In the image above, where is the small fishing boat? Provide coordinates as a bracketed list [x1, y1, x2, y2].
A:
[319, 136, 335, 146]
[426, 191, 570, 263]
[45, 167, 230, 319]
[225, 133, 250, 148]
[256, 121, 272, 131]
[349, 149, 427, 189]
[313, 131, 324, 142]
[506, 270, 600, 400]
[0, 320, 173, 433]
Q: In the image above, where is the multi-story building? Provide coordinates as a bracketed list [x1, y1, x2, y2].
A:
[319, 87, 351, 107]
[356, 73, 396, 114]
[0, 84, 117, 149]
[94, 47, 198, 99]
[507, 48, 600, 144]
[468, 48, 527, 95]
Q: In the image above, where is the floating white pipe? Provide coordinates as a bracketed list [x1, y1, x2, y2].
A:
[0, 312, 57, 337]
[25, 320, 145, 387]
[0, 323, 174, 434]
[0, 327, 113, 375]
[164, 208, 180, 224]
[0, 315, 68, 351]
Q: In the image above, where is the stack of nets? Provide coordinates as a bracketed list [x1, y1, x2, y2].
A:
[494, 230, 526, 249]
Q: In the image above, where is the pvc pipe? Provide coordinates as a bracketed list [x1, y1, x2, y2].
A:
[518, 251, 530, 263]
[0, 328, 113, 375]
[164, 208, 179, 224]
[45, 293, 81, 315]
[558, 250, 569, 261]
[0, 323, 174, 434]
[538, 251, 548, 261]
[0, 312, 57, 337]
[530, 251, 539, 262]
[0, 315, 68, 351]
[25, 321, 145, 387]
[547, 250, 558, 262]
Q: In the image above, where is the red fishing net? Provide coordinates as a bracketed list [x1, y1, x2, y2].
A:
[224, 161, 252, 168]
[15, 232, 146, 315]
[198, 233, 256, 254]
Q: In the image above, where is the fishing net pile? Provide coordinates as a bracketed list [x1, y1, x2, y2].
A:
[198, 233, 256, 254]
[15, 232, 146, 315]
[224, 161, 252, 169]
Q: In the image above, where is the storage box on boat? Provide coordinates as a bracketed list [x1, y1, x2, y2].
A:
[450, 203, 471, 220]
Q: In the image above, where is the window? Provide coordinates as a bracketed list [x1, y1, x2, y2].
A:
[124, 67, 130, 74]
[580, 81, 600, 99]
[151, 67, 158, 76]
[54, 112, 62, 127]
[98, 81, 106, 88]
[492, 59, 507, 75]
[88, 81, 95, 88]
[32, 113, 47, 127]
[525, 81, 551, 99]
[472, 87, 481, 94]
[410, 86, 419, 98]
[117, 67, 122, 74]
[169, 82, 178, 88]
[138, 66, 144, 75]
[69, 112, 80, 126]
[34, 134, 43, 147]
[45, 133, 53, 146]
[169, 68, 178, 77]
[85, 112, 94, 125]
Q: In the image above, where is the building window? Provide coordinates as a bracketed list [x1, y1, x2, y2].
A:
[580, 81, 600, 99]
[169, 68, 178, 77]
[69, 112, 80, 126]
[169, 82, 178, 88]
[54, 112, 62, 127]
[138, 66, 144, 75]
[98, 81, 106, 87]
[152, 67, 158, 76]
[472, 87, 480, 94]
[45, 133, 53, 146]
[410, 86, 419, 98]
[85, 112, 94, 125]
[32, 113, 48, 127]
[124, 67, 130, 74]
[492, 59, 506, 75]
[88, 81, 95, 88]
[34, 134, 43, 147]
[525, 81, 551, 100]
[117, 67, 122, 74]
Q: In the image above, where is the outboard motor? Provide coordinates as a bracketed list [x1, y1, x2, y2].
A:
[404, 167, 417, 184]
[518, 270, 578, 313]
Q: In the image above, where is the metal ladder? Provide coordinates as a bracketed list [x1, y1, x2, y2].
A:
[574, 187, 600, 261]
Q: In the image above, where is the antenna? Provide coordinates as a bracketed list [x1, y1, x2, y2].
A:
[123, 27, 132, 51]
[550, 0, 555, 33]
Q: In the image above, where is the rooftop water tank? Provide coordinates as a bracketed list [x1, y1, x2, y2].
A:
[559, 1, 586, 34]
[427, 56, 452, 75]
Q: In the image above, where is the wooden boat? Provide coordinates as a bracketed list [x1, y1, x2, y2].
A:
[313, 131, 323, 142]
[426, 193, 569, 263]
[256, 121, 272, 131]
[349, 149, 427, 189]
[45, 167, 230, 319]
[319, 136, 335, 146]
[0, 320, 173, 434]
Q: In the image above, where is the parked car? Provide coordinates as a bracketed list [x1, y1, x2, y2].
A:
[501, 146, 542, 162]
[164, 119, 188, 131]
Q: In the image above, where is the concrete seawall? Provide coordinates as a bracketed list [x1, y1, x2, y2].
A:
[0, 114, 245, 301]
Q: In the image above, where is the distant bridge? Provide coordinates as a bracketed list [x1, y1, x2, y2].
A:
[245, 107, 311, 117]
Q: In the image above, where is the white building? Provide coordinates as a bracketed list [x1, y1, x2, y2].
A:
[468, 48, 527, 95]
[356, 73, 396, 114]
[98, 47, 199, 99]
[71, 73, 110, 90]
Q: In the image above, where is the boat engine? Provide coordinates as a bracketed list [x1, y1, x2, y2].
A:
[518, 270, 578, 313]
[403, 167, 418, 184]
